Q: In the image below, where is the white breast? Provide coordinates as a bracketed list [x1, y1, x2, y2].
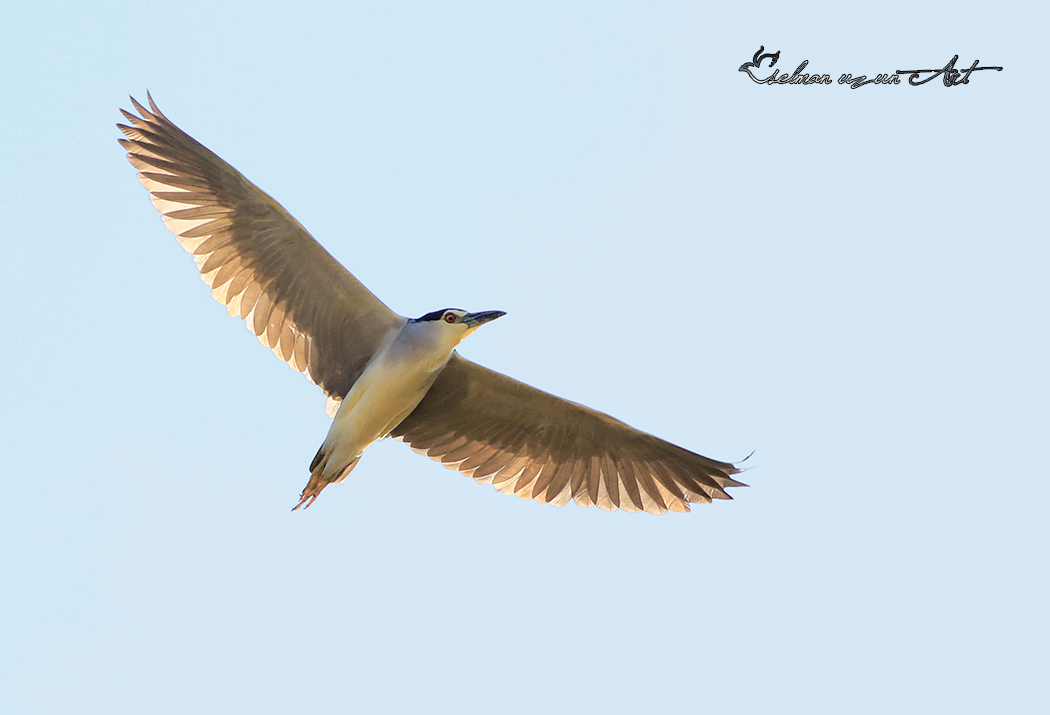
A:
[315, 321, 460, 480]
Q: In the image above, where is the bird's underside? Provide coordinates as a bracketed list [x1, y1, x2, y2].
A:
[118, 93, 748, 515]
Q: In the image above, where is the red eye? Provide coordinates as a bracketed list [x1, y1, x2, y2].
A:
[444, 313, 457, 323]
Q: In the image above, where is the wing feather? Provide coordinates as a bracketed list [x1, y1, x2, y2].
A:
[392, 353, 745, 514]
[119, 94, 404, 403]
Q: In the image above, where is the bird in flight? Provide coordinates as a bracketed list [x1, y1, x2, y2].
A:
[117, 93, 747, 514]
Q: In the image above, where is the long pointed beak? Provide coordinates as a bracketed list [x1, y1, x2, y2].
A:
[462, 310, 506, 328]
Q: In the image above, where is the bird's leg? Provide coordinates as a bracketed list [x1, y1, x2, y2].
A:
[291, 449, 361, 511]
[291, 473, 330, 511]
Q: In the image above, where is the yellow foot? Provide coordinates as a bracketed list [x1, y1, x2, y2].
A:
[291, 493, 317, 511]
[291, 454, 358, 511]
[292, 482, 328, 511]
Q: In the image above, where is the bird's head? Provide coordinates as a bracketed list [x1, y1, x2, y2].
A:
[410, 308, 506, 344]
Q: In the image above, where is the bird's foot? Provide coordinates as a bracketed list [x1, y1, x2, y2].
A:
[291, 493, 317, 511]
[291, 481, 328, 511]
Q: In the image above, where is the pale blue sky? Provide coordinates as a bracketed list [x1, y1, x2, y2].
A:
[1, 2, 1046, 713]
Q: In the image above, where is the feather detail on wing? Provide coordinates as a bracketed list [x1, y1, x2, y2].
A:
[392, 354, 747, 514]
[118, 94, 404, 404]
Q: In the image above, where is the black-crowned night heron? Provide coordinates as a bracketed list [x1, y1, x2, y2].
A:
[118, 94, 747, 514]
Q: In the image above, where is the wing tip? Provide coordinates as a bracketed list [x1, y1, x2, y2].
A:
[121, 91, 164, 127]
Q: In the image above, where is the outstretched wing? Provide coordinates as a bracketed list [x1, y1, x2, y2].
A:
[118, 94, 404, 406]
[392, 354, 746, 514]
